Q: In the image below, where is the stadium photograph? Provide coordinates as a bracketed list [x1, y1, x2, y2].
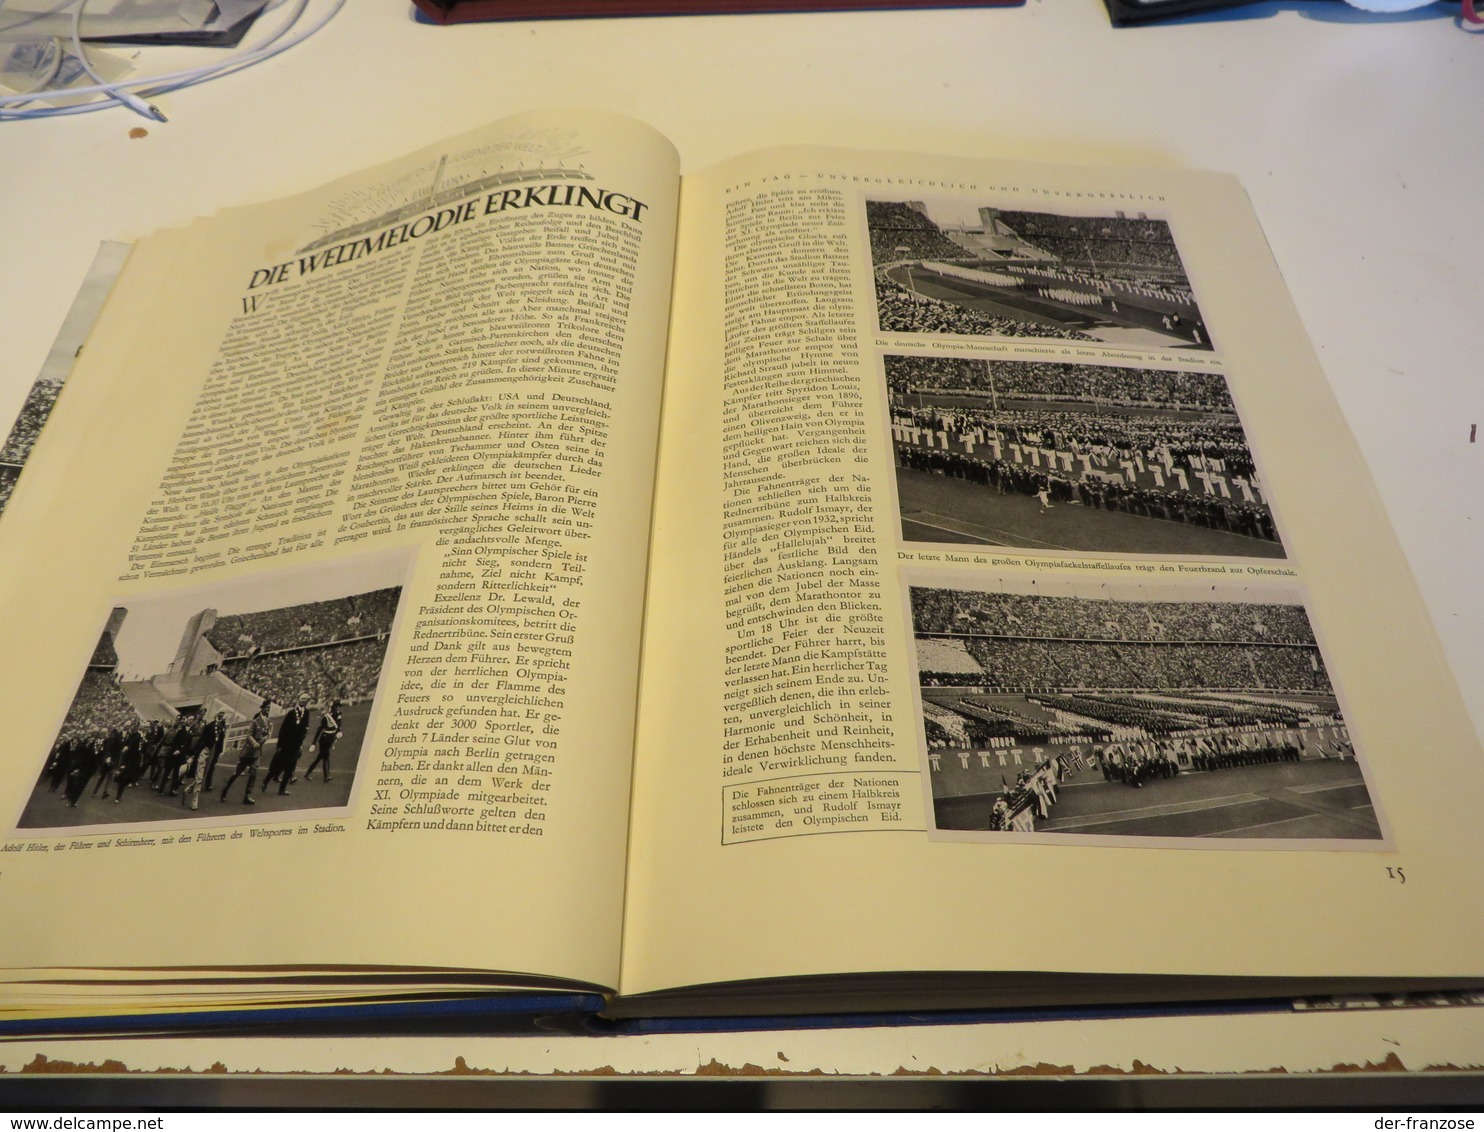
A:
[868, 197, 1210, 351]
[16, 550, 409, 831]
[0, 242, 128, 519]
[908, 578, 1384, 846]
[887, 354, 1285, 559]
[0, 351, 65, 515]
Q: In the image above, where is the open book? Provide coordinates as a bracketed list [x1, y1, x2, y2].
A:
[2, 109, 1480, 1033]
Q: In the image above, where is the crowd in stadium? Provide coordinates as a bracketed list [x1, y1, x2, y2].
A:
[895, 401, 1257, 478]
[924, 712, 1027, 750]
[996, 212, 1174, 244]
[56, 669, 140, 743]
[917, 582, 1350, 831]
[912, 587, 1333, 697]
[911, 588, 1316, 644]
[36, 588, 398, 817]
[221, 637, 388, 708]
[895, 442, 1276, 542]
[866, 200, 968, 262]
[875, 271, 1096, 341]
[922, 637, 1331, 695]
[867, 200, 1198, 315]
[885, 356, 1235, 413]
[926, 682, 1311, 759]
[867, 202, 1191, 283]
[988, 210, 1188, 275]
[1034, 691, 1309, 735]
[932, 693, 1050, 745]
[0, 379, 61, 466]
[207, 588, 398, 658]
[1035, 692, 1200, 736]
[969, 725, 1333, 829]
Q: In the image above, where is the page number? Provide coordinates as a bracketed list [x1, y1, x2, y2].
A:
[1386, 866, 1406, 885]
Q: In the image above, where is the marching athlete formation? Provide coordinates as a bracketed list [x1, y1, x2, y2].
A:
[42, 695, 346, 814]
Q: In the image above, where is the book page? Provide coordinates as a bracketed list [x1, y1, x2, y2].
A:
[622, 146, 1484, 997]
[0, 109, 679, 994]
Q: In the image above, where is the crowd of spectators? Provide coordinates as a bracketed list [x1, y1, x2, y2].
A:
[989, 210, 1187, 276]
[929, 637, 1333, 695]
[915, 636, 981, 673]
[923, 682, 1316, 758]
[221, 637, 389, 707]
[57, 670, 140, 744]
[875, 271, 1095, 341]
[207, 587, 399, 658]
[0, 378, 62, 466]
[885, 356, 1235, 413]
[866, 200, 968, 262]
[911, 588, 1318, 644]
[88, 629, 120, 668]
[866, 201, 1201, 341]
[996, 212, 1175, 244]
[923, 716, 961, 749]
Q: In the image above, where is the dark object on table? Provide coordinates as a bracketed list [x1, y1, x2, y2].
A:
[1104, 0, 1263, 24]
[413, 0, 1020, 21]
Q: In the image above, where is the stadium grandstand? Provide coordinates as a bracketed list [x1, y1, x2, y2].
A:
[987, 210, 1187, 275]
[886, 356, 1235, 412]
[868, 199, 1210, 349]
[53, 589, 395, 740]
[913, 586, 1380, 841]
[0, 375, 63, 514]
[888, 354, 1281, 556]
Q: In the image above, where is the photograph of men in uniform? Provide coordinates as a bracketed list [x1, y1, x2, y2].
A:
[262, 693, 311, 796]
[220, 699, 272, 806]
[16, 551, 407, 829]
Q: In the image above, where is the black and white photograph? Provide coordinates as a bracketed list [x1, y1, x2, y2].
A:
[0, 242, 130, 516]
[15, 550, 409, 831]
[888, 354, 1284, 559]
[909, 578, 1383, 846]
[868, 198, 1210, 350]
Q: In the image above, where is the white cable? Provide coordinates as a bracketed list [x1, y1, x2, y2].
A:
[69, 0, 164, 120]
[0, 0, 304, 102]
[0, 0, 343, 120]
[0, 0, 321, 113]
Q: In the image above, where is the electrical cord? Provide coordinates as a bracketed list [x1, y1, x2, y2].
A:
[0, 0, 344, 121]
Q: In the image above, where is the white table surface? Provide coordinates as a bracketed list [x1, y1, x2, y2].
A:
[0, 0, 1481, 1086]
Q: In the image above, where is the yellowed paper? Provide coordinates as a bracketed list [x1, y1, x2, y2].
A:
[0, 109, 680, 995]
[622, 146, 1484, 996]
